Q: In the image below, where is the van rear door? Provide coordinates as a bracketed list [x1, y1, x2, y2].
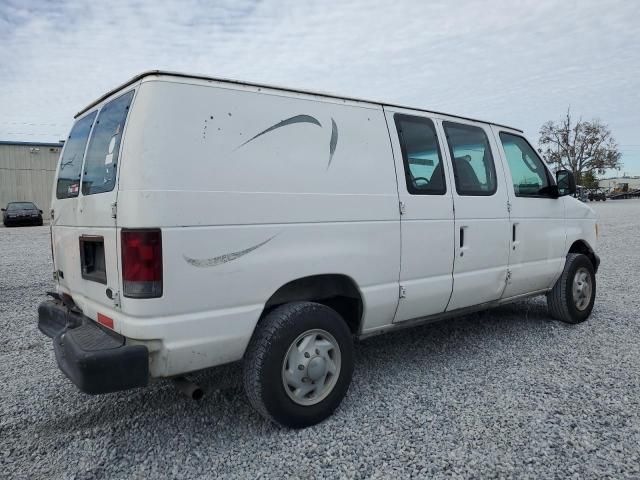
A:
[52, 90, 135, 320]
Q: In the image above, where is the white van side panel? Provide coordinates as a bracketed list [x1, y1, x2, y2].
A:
[115, 79, 401, 375]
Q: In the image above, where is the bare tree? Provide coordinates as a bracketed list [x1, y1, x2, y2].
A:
[538, 109, 622, 183]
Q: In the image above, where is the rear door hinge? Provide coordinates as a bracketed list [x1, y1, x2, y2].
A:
[106, 287, 121, 308]
[399, 285, 406, 298]
[112, 291, 121, 308]
[506, 269, 512, 283]
[506, 200, 512, 213]
[111, 202, 117, 219]
[399, 201, 406, 215]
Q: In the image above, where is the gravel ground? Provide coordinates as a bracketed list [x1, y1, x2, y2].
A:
[1, 200, 640, 479]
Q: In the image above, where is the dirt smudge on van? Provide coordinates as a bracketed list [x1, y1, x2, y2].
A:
[183, 235, 276, 268]
[236, 115, 322, 149]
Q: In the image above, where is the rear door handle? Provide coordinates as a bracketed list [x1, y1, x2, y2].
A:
[459, 226, 468, 256]
[512, 222, 520, 250]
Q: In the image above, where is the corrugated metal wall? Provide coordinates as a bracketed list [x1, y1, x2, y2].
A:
[599, 177, 640, 190]
[0, 143, 61, 221]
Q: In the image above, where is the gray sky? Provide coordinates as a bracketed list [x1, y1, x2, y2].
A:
[1, 0, 639, 175]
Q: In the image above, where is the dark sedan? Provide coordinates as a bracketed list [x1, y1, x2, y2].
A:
[2, 202, 44, 227]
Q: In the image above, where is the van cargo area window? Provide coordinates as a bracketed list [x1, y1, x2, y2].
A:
[499, 132, 552, 197]
[56, 111, 97, 199]
[394, 114, 446, 195]
[81, 90, 134, 196]
[443, 122, 497, 196]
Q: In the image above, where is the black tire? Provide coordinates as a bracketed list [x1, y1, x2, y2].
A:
[243, 301, 354, 428]
[547, 253, 596, 324]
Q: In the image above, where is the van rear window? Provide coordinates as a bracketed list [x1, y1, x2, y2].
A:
[82, 90, 134, 196]
[7, 202, 37, 210]
[56, 111, 97, 199]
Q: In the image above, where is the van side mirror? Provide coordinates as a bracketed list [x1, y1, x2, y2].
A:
[39, 209, 43, 214]
[556, 169, 576, 197]
[0, 208, 5, 212]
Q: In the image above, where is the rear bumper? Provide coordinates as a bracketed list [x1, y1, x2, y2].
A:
[4, 216, 42, 226]
[38, 299, 149, 394]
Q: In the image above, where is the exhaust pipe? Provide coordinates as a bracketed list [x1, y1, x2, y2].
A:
[173, 377, 204, 400]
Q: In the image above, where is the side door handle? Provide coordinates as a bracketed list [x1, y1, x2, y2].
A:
[459, 226, 468, 256]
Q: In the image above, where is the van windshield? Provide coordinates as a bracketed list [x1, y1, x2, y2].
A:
[82, 90, 134, 196]
[56, 111, 97, 199]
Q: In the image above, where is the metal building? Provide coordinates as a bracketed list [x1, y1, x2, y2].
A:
[0, 141, 63, 221]
[599, 176, 640, 191]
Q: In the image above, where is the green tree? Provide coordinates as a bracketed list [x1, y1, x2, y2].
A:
[580, 171, 599, 189]
[538, 108, 622, 184]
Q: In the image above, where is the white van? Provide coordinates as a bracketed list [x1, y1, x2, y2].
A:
[39, 71, 599, 428]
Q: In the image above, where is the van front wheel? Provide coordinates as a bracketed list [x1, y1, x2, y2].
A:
[243, 302, 354, 428]
[547, 253, 596, 324]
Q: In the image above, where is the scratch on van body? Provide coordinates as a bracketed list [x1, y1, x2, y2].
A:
[328, 117, 338, 168]
[183, 236, 276, 268]
[232, 115, 338, 170]
[236, 114, 339, 167]
[237, 115, 322, 149]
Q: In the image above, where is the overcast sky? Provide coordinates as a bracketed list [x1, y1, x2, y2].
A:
[1, 0, 638, 175]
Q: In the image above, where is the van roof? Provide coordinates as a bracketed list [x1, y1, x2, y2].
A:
[75, 70, 523, 132]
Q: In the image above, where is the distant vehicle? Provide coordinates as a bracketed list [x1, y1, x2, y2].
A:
[613, 183, 629, 194]
[2, 202, 43, 227]
[38, 71, 599, 428]
[575, 185, 589, 202]
[587, 187, 607, 202]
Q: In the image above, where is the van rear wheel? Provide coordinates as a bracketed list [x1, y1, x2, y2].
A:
[547, 253, 596, 324]
[243, 302, 354, 428]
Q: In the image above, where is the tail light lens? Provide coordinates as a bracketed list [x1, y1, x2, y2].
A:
[121, 229, 162, 298]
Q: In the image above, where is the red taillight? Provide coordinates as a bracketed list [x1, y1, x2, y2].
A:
[121, 229, 162, 298]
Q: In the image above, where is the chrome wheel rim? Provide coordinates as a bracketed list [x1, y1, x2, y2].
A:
[572, 267, 593, 311]
[281, 329, 341, 406]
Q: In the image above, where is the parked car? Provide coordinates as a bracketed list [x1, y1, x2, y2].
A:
[587, 187, 607, 202]
[38, 71, 599, 428]
[2, 201, 43, 227]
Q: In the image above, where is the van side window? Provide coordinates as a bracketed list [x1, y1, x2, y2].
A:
[499, 132, 551, 197]
[443, 122, 497, 196]
[82, 90, 134, 196]
[394, 114, 446, 195]
[56, 111, 97, 199]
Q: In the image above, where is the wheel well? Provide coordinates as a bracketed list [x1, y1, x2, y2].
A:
[262, 274, 363, 335]
[568, 240, 598, 272]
